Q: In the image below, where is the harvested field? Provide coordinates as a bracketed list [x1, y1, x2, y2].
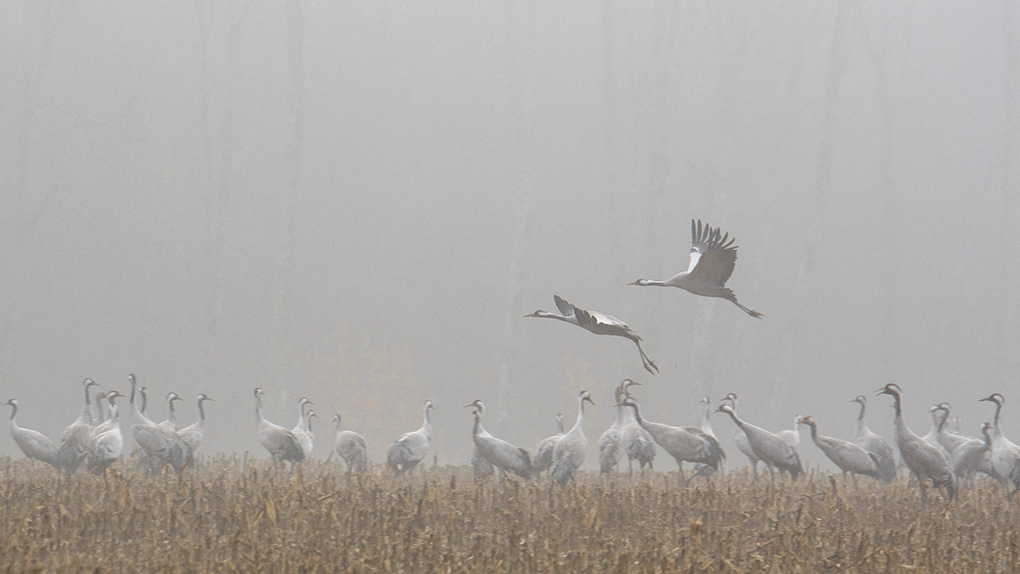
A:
[0, 455, 1017, 573]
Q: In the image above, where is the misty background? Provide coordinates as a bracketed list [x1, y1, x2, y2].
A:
[1, 2, 1018, 473]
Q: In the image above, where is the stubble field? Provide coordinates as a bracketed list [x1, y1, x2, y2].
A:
[0, 456, 1017, 573]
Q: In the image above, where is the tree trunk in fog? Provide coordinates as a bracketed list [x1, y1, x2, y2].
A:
[270, 0, 306, 385]
[856, 8, 898, 380]
[200, 4, 249, 385]
[1, 2, 60, 371]
[496, 2, 536, 426]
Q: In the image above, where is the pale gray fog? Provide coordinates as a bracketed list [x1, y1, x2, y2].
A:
[1, 2, 1018, 473]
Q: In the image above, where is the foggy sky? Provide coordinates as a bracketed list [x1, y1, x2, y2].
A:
[1, 1, 1018, 473]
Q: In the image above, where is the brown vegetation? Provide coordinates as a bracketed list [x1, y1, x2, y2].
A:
[1, 456, 1017, 573]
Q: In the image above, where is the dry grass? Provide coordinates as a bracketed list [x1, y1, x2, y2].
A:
[1, 456, 1018, 573]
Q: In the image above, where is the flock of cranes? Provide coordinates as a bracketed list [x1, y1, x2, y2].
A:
[9, 373, 1020, 510]
[3, 221, 1018, 509]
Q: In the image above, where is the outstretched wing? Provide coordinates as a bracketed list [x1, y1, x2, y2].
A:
[688, 219, 739, 287]
[553, 295, 575, 317]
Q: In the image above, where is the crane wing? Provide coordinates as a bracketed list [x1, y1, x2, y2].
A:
[553, 295, 575, 317]
[688, 219, 739, 287]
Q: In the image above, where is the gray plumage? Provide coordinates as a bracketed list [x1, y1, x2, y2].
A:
[292, 397, 315, 458]
[58, 378, 101, 473]
[950, 422, 993, 479]
[254, 387, 304, 469]
[850, 395, 896, 483]
[722, 393, 760, 480]
[525, 296, 658, 374]
[465, 400, 531, 480]
[599, 387, 626, 474]
[798, 415, 880, 487]
[87, 392, 125, 474]
[716, 404, 801, 481]
[129, 375, 193, 474]
[551, 390, 594, 486]
[532, 414, 565, 475]
[465, 400, 494, 479]
[622, 397, 723, 485]
[4, 399, 60, 470]
[776, 415, 801, 450]
[979, 393, 1020, 491]
[386, 400, 434, 477]
[628, 219, 762, 318]
[876, 384, 956, 506]
[177, 394, 214, 452]
[617, 380, 655, 473]
[332, 414, 368, 474]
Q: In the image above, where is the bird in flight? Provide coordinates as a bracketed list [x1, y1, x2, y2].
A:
[525, 295, 658, 374]
[629, 219, 762, 318]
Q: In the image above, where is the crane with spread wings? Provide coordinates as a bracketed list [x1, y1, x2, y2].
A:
[525, 295, 658, 374]
[629, 219, 762, 318]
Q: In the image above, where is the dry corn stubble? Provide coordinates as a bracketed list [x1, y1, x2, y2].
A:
[1, 456, 1018, 573]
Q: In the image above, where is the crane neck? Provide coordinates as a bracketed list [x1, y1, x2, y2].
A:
[6, 401, 16, 422]
[198, 400, 206, 422]
[806, 421, 819, 441]
[623, 402, 643, 426]
[421, 407, 432, 437]
[472, 413, 483, 438]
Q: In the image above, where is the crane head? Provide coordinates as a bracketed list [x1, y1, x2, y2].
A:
[83, 378, 100, 389]
[627, 279, 652, 286]
[198, 394, 215, 403]
[796, 415, 815, 427]
[979, 393, 1005, 406]
[579, 390, 594, 406]
[423, 400, 434, 412]
[851, 395, 867, 405]
[875, 383, 901, 397]
[714, 404, 735, 416]
[523, 310, 550, 318]
[463, 399, 484, 413]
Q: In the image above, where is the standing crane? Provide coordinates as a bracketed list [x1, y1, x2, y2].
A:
[465, 400, 494, 479]
[949, 422, 993, 480]
[532, 414, 565, 475]
[922, 403, 952, 458]
[129, 375, 193, 474]
[850, 396, 896, 482]
[254, 387, 305, 470]
[386, 400, 434, 477]
[551, 390, 595, 486]
[721, 393, 760, 480]
[465, 400, 531, 480]
[797, 415, 880, 488]
[87, 391, 125, 475]
[4, 399, 61, 470]
[525, 295, 658, 374]
[177, 394, 214, 453]
[620, 396, 723, 485]
[618, 380, 655, 473]
[599, 385, 627, 474]
[628, 219, 762, 318]
[979, 393, 1020, 492]
[58, 378, 101, 473]
[876, 383, 956, 506]
[332, 414, 368, 474]
[291, 397, 314, 458]
[691, 396, 720, 477]
[716, 404, 801, 481]
[292, 398, 315, 458]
